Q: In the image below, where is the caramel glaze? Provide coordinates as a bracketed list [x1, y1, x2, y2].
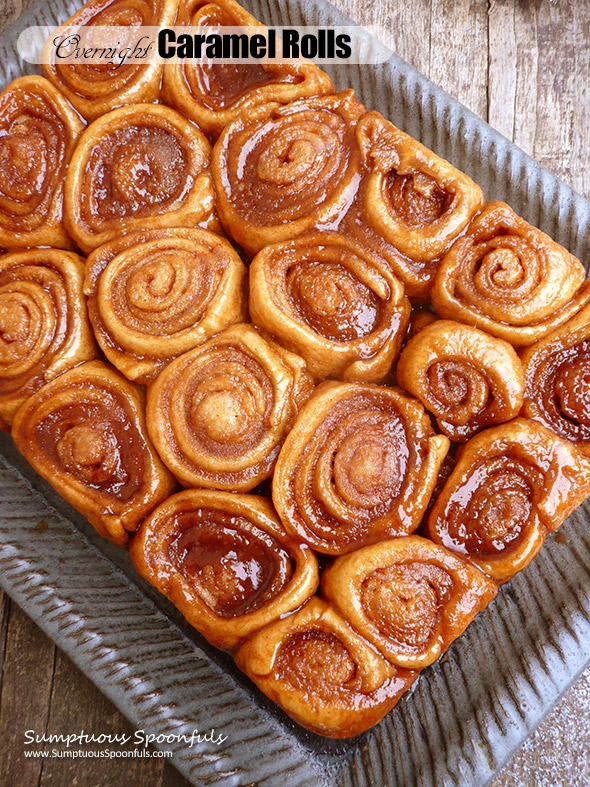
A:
[162, 0, 334, 139]
[130, 489, 319, 650]
[427, 418, 590, 581]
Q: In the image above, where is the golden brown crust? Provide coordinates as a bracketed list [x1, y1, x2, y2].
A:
[0, 249, 97, 428]
[64, 104, 216, 253]
[42, 0, 180, 121]
[161, 0, 334, 139]
[397, 319, 524, 441]
[84, 227, 247, 384]
[130, 489, 319, 650]
[322, 535, 497, 669]
[11, 360, 176, 545]
[249, 232, 410, 382]
[431, 201, 590, 345]
[0, 76, 84, 250]
[272, 381, 449, 554]
[147, 323, 314, 491]
[427, 418, 590, 580]
[234, 597, 418, 737]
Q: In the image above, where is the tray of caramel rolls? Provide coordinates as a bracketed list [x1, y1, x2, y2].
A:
[2, 0, 590, 784]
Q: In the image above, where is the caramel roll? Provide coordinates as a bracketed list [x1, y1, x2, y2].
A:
[12, 360, 176, 545]
[521, 303, 590, 455]
[212, 91, 365, 256]
[42, 0, 180, 121]
[64, 104, 216, 253]
[147, 323, 314, 491]
[272, 381, 449, 554]
[130, 489, 319, 650]
[84, 228, 247, 384]
[431, 201, 590, 345]
[342, 112, 485, 300]
[249, 233, 410, 383]
[0, 76, 84, 250]
[0, 249, 96, 430]
[162, 0, 334, 140]
[427, 418, 590, 581]
[397, 319, 524, 441]
[322, 535, 497, 669]
[234, 597, 418, 738]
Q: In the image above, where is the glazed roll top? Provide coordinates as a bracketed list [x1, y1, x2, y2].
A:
[343, 112, 485, 299]
[130, 489, 319, 650]
[147, 323, 314, 491]
[235, 597, 418, 738]
[427, 418, 590, 580]
[249, 232, 410, 382]
[42, 0, 180, 120]
[273, 381, 449, 554]
[0, 249, 96, 429]
[0, 76, 84, 250]
[213, 91, 366, 255]
[431, 201, 590, 345]
[162, 0, 334, 139]
[322, 535, 497, 669]
[12, 360, 176, 545]
[84, 227, 247, 384]
[64, 104, 216, 253]
[521, 303, 590, 456]
[396, 319, 524, 441]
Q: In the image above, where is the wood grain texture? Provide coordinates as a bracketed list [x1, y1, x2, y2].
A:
[0, 1, 589, 786]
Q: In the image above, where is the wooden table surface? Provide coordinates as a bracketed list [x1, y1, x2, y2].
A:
[1, 0, 589, 785]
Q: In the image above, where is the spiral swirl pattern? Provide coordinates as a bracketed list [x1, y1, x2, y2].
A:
[322, 536, 497, 669]
[0, 76, 84, 250]
[147, 323, 314, 491]
[234, 597, 418, 737]
[272, 381, 449, 554]
[0, 249, 96, 430]
[42, 0, 179, 121]
[130, 489, 319, 650]
[212, 90, 365, 255]
[249, 232, 410, 382]
[64, 104, 216, 253]
[162, 0, 334, 139]
[397, 319, 524, 441]
[11, 360, 176, 545]
[427, 418, 590, 580]
[342, 112, 485, 299]
[84, 228, 247, 384]
[431, 201, 590, 345]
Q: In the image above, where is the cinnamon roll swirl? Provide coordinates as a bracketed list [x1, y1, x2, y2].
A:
[64, 104, 216, 253]
[431, 201, 590, 345]
[162, 0, 334, 139]
[521, 303, 590, 455]
[272, 381, 449, 554]
[427, 418, 590, 580]
[11, 360, 176, 545]
[42, 0, 180, 121]
[0, 76, 84, 250]
[0, 249, 96, 430]
[212, 91, 365, 255]
[84, 228, 247, 384]
[342, 112, 485, 299]
[249, 233, 410, 382]
[130, 489, 319, 650]
[234, 597, 418, 738]
[322, 535, 497, 669]
[147, 323, 314, 491]
[397, 319, 524, 441]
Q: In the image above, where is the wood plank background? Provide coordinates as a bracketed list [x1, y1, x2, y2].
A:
[1, 0, 589, 785]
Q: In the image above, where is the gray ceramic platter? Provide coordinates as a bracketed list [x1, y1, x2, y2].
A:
[2, 1, 590, 785]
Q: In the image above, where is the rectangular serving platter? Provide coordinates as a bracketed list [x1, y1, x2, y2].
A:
[2, 1, 590, 785]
